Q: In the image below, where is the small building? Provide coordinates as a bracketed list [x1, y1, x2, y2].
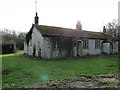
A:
[24, 13, 118, 59]
[2, 43, 16, 54]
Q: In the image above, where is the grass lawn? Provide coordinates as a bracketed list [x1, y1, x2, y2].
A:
[2, 51, 118, 88]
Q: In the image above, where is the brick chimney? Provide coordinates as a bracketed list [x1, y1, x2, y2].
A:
[76, 21, 82, 30]
[103, 26, 106, 34]
[34, 12, 39, 25]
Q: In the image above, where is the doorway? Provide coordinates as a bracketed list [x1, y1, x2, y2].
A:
[110, 43, 113, 54]
[77, 41, 82, 56]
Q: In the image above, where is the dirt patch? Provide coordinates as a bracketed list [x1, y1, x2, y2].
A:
[23, 72, 117, 88]
[107, 65, 116, 67]
[20, 73, 119, 88]
[24, 73, 31, 76]
[46, 73, 118, 88]
[57, 80, 99, 88]
[97, 74, 114, 78]
[99, 78, 118, 82]
[2, 70, 12, 75]
[76, 75, 92, 79]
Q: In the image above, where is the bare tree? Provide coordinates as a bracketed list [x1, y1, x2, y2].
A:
[2, 28, 26, 50]
[106, 19, 118, 39]
[118, 25, 120, 52]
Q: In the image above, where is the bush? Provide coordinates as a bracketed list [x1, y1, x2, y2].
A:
[2, 43, 16, 54]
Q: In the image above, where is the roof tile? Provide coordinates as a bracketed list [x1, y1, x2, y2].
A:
[36, 25, 109, 39]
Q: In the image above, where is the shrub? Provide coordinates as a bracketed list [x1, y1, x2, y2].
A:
[2, 43, 16, 54]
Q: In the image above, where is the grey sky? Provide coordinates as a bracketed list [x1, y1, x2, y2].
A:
[0, 0, 119, 32]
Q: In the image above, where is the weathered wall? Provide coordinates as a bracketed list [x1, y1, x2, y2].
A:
[89, 40, 102, 55]
[24, 26, 118, 59]
[73, 46, 77, 57]
[42, 37, 72, 59]
[82, 49, 88, 56]
[24, 42, 27, 54]
[115, 41, 118, 53]
[103, 43, 110, 54]
[81, 39, 102, 55]
[102, 41, 118, 54]
[28, 39, 33, 55]
[24, 26, 73, 59]
[42, 37, 52, 59]
[113, 41, 118, 53]
[32, 27, 44, 58]
[74, 39, 103, 56]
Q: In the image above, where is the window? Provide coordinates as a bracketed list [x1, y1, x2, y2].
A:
[95, 40, 100, 49]
[83, 40, 88, 49]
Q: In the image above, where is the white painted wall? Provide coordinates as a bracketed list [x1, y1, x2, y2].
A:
[43, 37, 67, 59]
[24, 42, 27, 54]
[52, 49, 66, 59]
[81, 39, 102, 56]
[103, 43, 110, 54]
[32, 27, 44, 57]
[116, 41, 118, 53]
[42, 37, 52, 59]
[32, 29, 67, 59]
[113, 41, 118, 53]
[24, 26, 118, 59]
[88, 40, 101, 55]
[82, 49, 88, 56]
[28, 39, 33, 55]
[73, 46, 77, 57]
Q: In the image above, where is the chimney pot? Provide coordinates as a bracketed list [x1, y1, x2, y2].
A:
[76, 21, 82, 30]
[103, 26, 106, 33]
[34, 12, 39, 25]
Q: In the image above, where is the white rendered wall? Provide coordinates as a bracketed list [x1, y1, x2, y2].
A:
[32, 27, 44, 58]
[24, 42, 27, 54]
[82, 49, 88, 56]
[103, 43, 110, 54]
[28, 39, 33, 56]
[81, 39, 102, 56]
[24, 26, 118, 59]
[116, 42, 118, 53]
[43, 37, 67, 59]
[88, 40, 101, 55]
[26, 26, 68, 59]
[113, 41, 118, 53]
[42, 37, 52, 59]
[73, 46, 77, 57]
[32, 29, 67, 59]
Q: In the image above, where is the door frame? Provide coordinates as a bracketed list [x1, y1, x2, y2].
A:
[77, 40, 82, 56]
[110, 42, 113, 54]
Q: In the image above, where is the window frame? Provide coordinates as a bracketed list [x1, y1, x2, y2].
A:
[83, 39, 89, 49]
[95, 40, 100, 49]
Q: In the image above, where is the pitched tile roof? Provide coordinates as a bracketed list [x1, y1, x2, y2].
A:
[35, 25, 109, 39]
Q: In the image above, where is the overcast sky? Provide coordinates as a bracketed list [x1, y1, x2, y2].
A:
[0, 0, 119, 32]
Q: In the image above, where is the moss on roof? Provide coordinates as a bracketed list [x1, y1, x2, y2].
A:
[35, 25, 109, 39]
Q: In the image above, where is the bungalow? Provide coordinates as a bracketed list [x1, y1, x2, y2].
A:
[24, 13, 118, 59]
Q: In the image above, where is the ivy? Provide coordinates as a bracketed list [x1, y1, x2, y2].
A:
[49, 36, 73, 58]
[26, 25, 34, 46]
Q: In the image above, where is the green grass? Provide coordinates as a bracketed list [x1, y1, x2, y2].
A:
[100, 85, 118, 88]
[2, 51, 118, 88]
